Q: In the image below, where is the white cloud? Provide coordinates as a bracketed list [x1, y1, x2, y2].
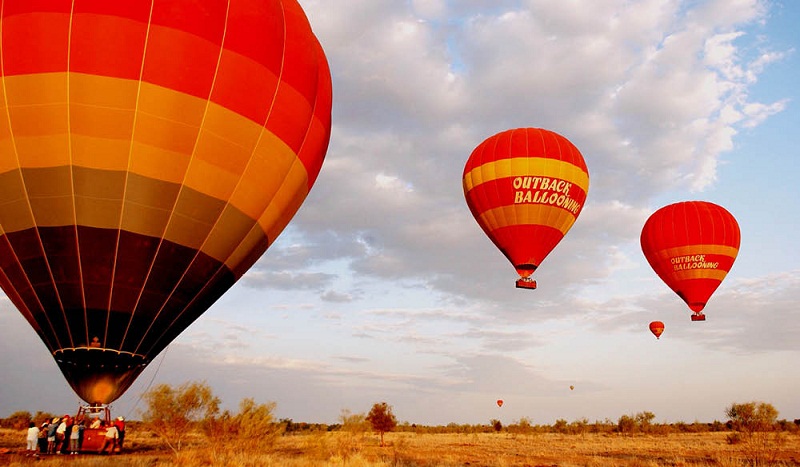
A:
[1, 0, 796, 426]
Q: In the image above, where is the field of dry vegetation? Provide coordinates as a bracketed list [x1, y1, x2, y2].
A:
[2, 427, 800, 466]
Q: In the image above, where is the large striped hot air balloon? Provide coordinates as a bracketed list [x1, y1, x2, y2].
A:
[462, 128, 590, 289]
[640, 201, 740, 321]
[0, 0, 331, 405]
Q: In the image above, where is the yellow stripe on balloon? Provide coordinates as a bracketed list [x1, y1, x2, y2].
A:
[223, 160, 309, 273]
[2, 73, 67, 107]
[672, 269, 731, 281]
[478, 204, 577, 235]
[261, 160, 309, 241]
[0, 68, 314, 268]
[69, 73, 139, 109]
[463, 157, 590, 192]
[228, 131, 298, 221]
[651, 244, 740, 259]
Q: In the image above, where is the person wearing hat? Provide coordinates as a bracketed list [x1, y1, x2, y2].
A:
[56, 415, 71, 454]
[98, 420, 118, 455]
[37, 422, 48, 454]
[69, 419, 84, 455]
[46, 418, 59, 454]
[113, 416, 126, 452]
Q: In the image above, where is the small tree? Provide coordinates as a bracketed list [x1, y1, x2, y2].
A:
[339, 408, 368, 432]
[617, 414, 636, 434]
[140, 381, 220, 453]
[509, 417, 534, 435]
[366, 402, 397, 447]
[726, 401, 778, 433]
[205, 398, 282, 451]
[553, 418, 569, 434]
[725, 401, 782, 466]
[635, 411, 656, 433]
[490, 419, 503, 432]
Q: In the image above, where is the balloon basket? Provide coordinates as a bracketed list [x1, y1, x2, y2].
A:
[75, 404, 114, 452]
[690, 313, 706, 321]
[515, 278, 537, 290]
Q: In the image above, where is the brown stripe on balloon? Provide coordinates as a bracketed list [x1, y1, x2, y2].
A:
[0, 228, 67, 349]
[133, 249, 239, 357]
[0, 225, 235, 355]
[1, 167, 268, 265]
[0, 233, 56, 345]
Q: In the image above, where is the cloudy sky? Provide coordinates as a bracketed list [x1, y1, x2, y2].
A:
[2, 0, 798, 427]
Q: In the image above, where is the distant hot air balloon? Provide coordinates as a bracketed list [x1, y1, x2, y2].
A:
[649, 321, 665, 339]
[640, 201, 740, 321]
[463, 128, 589, 289]
[0, 0, 331, 405]
[497, 399, 504, 408]
[569, 385, 574, 391]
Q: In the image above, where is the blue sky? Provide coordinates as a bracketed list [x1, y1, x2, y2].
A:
[1, 0, 798, 426]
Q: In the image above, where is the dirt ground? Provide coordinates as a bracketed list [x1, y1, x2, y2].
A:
[2, 429, 800, 466]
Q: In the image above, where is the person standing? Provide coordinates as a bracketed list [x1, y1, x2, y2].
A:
[25, 422, 40, 457]
[98, 421, 118, 455]
[46, 418, 59, 454]
[113, 416, 126, 452]
[56, 415, 70, 454]
[37, 422, 48, 454]
[70, 420, 84, 454]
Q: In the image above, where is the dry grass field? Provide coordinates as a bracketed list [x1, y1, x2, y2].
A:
[1, 428, 800, 466]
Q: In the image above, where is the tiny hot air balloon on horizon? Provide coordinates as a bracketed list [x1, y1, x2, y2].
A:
[462, 128, 590, 289]
[641, 201, 740, 321]
[497, 399, 504, 408]
[649, 321, 665, 339]
[0, 0, 332, 406]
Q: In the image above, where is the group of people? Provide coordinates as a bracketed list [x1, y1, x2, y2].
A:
[24, 414, 126, 457]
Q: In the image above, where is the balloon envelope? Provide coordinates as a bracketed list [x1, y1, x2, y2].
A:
[640, 201, 740, 319]
[0, 0, 331, 404]
[649, 321, 665, 339]
[497, 399, 504, 407]
[462, 128, 589, 287]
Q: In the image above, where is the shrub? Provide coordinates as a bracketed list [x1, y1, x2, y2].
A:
[0, 411, 32, 430]
[725, 401, 783, 466]
[140, 381, 221, 453]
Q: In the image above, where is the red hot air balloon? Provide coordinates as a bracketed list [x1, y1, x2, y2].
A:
[0, 0, 331, 405]
[649, 321, 665, 339]
[463, 128, 589, 289]
[640, 201, 740, 321]
[497, 399, 504, 408]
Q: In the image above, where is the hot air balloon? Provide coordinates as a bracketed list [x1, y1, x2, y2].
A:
[0, 0, 331, 406]
[649, 321, 665, 339]
[569, 385, 574, 391]
[463, 128, 589, 289]
[497, 399, 504, 408]
[641, 201, 740, 321]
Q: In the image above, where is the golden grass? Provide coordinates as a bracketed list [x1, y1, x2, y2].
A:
[1, 428, 799, 466]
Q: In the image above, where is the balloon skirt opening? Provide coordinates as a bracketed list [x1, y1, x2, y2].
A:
[54, 348, 148, 404]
